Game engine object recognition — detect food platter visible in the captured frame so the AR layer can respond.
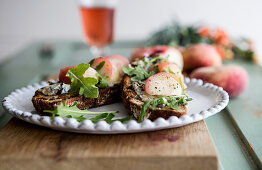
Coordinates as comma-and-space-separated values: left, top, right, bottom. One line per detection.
2, 78, 229, 134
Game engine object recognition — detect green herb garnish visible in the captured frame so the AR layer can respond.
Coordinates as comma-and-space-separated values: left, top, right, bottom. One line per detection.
44, 102, 118, 122
138, 95, 192, 122
138, 100, 152, 123
96, 72, 108, 88
90, 113, 109, 123
95, 61, 105, 71
66, 63, 99, 98
123, 66, 154, 81
122, 56, 166, 81
44, 102, 133, 123
89, 59, 95, 65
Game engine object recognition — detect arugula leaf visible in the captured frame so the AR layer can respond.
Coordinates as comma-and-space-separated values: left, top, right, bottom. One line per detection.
96, 72, 108, 88
105, 113, 116, 123
90, 113, 109, 123
44, 102, 118, 122
123, 56, 165, 82
95, 61, 105, 71
89, 59, 95, 65
138, 95, 193, 123
113, 115, 133, 123
123, 66, 155, 82
66, 63, 99, 98
45, 102, 133, 124
144, 56, 166, 68
138, 100, 152, 123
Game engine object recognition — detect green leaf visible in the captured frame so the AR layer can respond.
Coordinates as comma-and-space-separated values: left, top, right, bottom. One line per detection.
90, 113, 109, 123
44, 102, 118, 122
114, 115, 133, 123
95, 61, 105, 71
123, 66, 155, 82
151, 99, 158, 110
66, 63, 99, 98
138, 100, 152, 123
44, 102, 134, 124
105, 113, 116, 124
89, 59, 95, 65
96, 72, 108, 88
138, 95, 193, 122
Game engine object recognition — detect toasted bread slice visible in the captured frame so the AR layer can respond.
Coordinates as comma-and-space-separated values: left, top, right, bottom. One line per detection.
121, 75, 187, 121
32, 84, 120, 114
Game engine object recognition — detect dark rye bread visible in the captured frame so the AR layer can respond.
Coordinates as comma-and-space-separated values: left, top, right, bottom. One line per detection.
121, 75, 187, 121
32, 84, 120, 114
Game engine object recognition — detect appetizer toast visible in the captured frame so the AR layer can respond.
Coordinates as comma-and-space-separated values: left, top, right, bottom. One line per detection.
121, 46, 191, 122
32, 84, 120, 113
121, 75, 187, 121
32, 55, 129, 113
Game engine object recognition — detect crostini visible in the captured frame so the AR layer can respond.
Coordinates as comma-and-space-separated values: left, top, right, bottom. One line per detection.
121, 50, 191, 122
32, 55, 129, 114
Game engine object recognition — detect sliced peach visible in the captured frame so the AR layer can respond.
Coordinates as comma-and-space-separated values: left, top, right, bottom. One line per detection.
158, 61, 182, 77
83, 67, 98, 79
145, 72, 182, 96
90, 57, 113, 77
106, 55, 129, 76
59, 65, 76, 84
90, 57, 120, 84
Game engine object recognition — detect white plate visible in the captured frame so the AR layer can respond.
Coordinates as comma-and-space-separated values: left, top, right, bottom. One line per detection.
2, 78, 229, 134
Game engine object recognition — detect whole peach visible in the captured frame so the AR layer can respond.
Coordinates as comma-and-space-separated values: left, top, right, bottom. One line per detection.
183, 44, 222, 72
190, 65, 249, 98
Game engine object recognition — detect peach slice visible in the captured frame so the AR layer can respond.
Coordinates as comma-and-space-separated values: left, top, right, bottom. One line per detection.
145, 72, 182, 96
59, 65, 76, 84
83, 67, 99, 79
157, 61, 184, 82
90, 57, 120, 84
106, 55, 129, 76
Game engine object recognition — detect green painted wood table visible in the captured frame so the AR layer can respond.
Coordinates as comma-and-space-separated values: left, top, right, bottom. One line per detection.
0, 40, 261, 170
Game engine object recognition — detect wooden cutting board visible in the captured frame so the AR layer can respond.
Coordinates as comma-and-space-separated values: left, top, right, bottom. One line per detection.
0, 118, 217, 170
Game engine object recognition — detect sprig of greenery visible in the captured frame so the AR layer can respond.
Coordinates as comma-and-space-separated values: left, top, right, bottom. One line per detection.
66, 63, 99, 98
138, 95, 192, 122
146, 21, 206, 47
123, 66, 155, 81
94, 61, 105, 71
96, 72, 108, 88
44, 102, 133, 123
44, 102, 117, 121
123, 56, 166, 82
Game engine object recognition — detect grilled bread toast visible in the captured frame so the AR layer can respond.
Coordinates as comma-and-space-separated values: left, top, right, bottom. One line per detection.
32, 83, 120, 114
121, 75, 187, 121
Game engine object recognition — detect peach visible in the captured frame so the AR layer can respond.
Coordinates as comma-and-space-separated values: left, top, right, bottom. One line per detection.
157, 61, 182, 78
131, 46, 184, 69
183, 44, 222, 72
190, 65, 249, 98
106, 55, 129, 76
90, 57, 120, 84
59, 65, 76, 84
83, 67, 99, 79
145, 72, 182, 96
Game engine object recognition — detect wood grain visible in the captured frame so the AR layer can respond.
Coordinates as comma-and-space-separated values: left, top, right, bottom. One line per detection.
0, 118, 217, 170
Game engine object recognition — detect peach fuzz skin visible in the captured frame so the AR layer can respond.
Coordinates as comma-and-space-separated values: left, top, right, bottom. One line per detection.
190, 65, 249, 98
183, 44, 222, 72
